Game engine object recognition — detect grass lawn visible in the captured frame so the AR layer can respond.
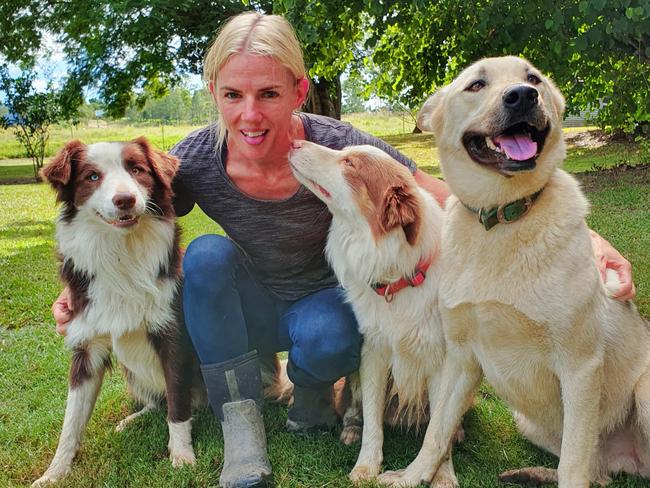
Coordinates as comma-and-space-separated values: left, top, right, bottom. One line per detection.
0, 123, 648, 487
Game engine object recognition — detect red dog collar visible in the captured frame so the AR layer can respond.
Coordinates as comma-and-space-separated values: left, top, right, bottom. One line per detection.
372, 258, 431, 302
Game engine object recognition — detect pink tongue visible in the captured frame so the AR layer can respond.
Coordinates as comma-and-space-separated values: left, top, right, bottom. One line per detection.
493, 134, 537, 161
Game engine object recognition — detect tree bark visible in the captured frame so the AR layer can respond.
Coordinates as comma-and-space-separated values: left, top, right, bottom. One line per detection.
304, 75, 341, 120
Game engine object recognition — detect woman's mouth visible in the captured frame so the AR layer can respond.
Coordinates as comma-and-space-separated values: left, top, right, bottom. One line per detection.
241, 129, 269, 145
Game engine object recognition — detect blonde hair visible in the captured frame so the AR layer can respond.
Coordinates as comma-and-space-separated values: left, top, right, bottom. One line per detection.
204, 12, 307, 148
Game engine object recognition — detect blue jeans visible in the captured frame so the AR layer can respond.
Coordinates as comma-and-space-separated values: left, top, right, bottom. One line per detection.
182, 234, 361, 387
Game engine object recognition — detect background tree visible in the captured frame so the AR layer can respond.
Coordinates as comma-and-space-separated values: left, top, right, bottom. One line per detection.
367, 0, 650, 134
1, 1, 647, 132
341, 73, 367, 114
0, 66, 72, 180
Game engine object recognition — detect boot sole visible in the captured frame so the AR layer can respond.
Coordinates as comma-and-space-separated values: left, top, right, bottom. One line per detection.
222, 472, 273, 488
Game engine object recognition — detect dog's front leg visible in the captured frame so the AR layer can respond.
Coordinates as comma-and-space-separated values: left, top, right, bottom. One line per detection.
556, 354, 603, 488
150, 324, 197, 468
349, 342, 390, 483
33, 339, 111, 487
379, 341, 481, 487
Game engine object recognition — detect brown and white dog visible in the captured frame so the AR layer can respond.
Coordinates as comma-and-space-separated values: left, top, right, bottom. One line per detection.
33, 138, 203, 486
412, 56, 650, 487
289, 141, 458, 487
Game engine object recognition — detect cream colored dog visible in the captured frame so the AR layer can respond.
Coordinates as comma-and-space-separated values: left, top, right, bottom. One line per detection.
405, 56, 650, 488
289, 141, 457, 487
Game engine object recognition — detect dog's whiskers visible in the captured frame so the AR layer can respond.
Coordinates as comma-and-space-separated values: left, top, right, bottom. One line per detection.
145, 200, 165, 218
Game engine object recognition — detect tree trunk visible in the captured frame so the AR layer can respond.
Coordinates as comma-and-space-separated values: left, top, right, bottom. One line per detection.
304, 75, 341, 120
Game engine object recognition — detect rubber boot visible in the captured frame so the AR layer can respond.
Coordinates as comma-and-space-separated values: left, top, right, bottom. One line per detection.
201, 350, 272, 488
285, 361, 337, 433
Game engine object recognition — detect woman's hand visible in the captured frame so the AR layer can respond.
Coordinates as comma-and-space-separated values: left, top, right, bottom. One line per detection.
590, 230, 636, 301
52, 287, 73, 336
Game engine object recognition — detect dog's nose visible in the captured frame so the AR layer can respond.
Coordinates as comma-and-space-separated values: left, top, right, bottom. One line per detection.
503, 85, 538, 113
291, 140, 303, 149
113, 192, 136, 210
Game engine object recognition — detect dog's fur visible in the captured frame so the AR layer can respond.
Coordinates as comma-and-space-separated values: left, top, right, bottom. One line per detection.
289, 141, 458, 487
411, 56, 650, 487
33, 138, 204, 486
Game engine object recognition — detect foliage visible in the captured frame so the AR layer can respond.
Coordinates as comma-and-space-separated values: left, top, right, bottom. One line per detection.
0, 66, 72, 180
0, 0, 259, 118
341, 73, 367, 114
367, 0, 650, 134
1, 1, 647, 131
124, 86, 216, 125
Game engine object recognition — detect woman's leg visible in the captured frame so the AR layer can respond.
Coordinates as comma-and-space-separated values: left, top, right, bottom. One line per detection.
182, 234, 276, 488
279, 286, 362, 431
182, 234, 279, 363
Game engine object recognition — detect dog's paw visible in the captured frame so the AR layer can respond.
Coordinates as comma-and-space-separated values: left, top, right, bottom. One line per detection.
378, 468, 430, 487
32, 476, 56, 488
431, 470, 459, 488
349, 464, 379, 483
169, 448, 196, 468
115, 404, 156, 432
32, 469, 67, 488
340, 424, 362, 445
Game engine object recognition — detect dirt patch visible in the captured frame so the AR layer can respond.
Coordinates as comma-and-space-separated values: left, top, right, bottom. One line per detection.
574, 163, 650, 192
564, 129, 611, 149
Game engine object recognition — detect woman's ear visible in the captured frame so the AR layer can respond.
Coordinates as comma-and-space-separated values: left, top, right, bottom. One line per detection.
208, 80, 218, 104
295, 77, 309, 108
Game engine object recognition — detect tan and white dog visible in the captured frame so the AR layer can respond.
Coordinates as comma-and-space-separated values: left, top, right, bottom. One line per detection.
410, 56, 650, 487
289, 141, 458, 487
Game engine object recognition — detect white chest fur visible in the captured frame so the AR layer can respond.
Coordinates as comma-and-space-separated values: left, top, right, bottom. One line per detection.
60, 215, 178, 349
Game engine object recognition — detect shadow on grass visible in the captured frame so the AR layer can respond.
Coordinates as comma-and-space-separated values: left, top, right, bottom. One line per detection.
0, 219, 55, 241
0, 164, 39, 184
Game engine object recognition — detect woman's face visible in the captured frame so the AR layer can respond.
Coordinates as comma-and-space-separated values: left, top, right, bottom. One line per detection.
211, 53, 307, 163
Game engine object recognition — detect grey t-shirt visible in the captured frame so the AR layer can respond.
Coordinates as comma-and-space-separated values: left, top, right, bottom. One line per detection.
170, 112, 416, 301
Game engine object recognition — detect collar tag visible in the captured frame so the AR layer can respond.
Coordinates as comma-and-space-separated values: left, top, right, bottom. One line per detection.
466, 188, 544, 231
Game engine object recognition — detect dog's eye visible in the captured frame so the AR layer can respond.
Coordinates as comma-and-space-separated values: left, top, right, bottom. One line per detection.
342, 157, 354, 167
88, 173, 100, 181
131, 167, 141, 175
466, 80, 485, 92
527, 73, 542, 85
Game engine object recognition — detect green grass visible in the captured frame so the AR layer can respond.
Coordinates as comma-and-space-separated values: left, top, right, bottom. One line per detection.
0, 112, 405, 161
1, 123, 649, 487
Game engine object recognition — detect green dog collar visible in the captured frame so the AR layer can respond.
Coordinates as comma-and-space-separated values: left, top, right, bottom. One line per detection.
463, 188, 544, 231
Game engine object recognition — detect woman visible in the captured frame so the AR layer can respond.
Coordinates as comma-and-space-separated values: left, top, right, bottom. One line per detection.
53, 11, 635, 488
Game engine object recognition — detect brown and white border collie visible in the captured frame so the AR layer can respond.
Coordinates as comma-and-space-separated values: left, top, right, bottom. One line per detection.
289, 141, 459, 488
33, 138, 202, 487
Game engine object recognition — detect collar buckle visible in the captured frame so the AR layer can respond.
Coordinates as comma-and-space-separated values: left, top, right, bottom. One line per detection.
496, 195, 533, 224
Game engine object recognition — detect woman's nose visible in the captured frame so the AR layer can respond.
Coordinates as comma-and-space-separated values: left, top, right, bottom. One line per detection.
241, 97, 263, 122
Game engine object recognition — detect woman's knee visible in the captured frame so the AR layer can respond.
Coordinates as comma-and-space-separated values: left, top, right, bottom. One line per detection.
288, 293, 362, 383
183, 234, 240, 288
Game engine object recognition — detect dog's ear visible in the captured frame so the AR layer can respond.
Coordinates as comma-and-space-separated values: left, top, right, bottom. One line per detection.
380, 185, 421, 245
417, 87, 448, 133
41, 140, 86, 198
132, 136, 179, 191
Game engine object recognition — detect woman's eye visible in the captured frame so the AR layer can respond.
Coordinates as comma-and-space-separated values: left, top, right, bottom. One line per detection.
88, 173, 100, 181
527, 73, 542, 85
224, 92, 241, 99
466, 80, 485, 92
262, 90, 279, 98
